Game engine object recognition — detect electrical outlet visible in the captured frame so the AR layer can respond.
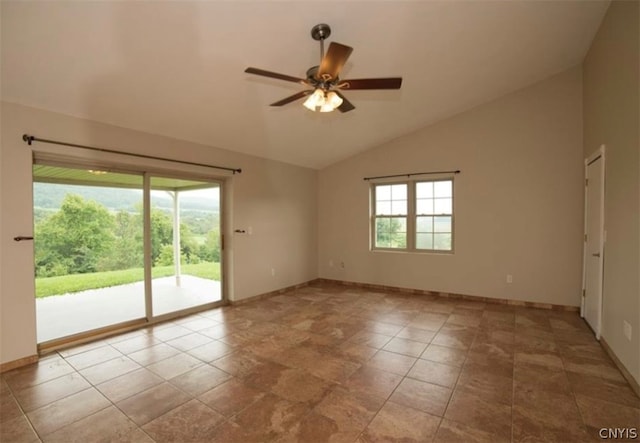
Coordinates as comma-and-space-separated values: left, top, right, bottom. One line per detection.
329, 260, 334, 267
271, 268, 275, 277
340, 261, 345, 269
623, 321, 632, 341
248, 226, 253, 235
506, 274, 513, 284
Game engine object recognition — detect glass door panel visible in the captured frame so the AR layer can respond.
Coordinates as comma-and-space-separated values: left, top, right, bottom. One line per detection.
33, 165, 145, 343
150, 176, 222, 316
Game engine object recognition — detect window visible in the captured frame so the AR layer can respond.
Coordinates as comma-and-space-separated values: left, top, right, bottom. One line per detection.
372, 178, 454, 252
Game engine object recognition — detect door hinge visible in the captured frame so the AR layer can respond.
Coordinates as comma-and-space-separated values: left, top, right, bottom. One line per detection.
221, 234, 224, 251
582, 289, 586, 298
585, 178, 589, 186
584, 234, 587, 242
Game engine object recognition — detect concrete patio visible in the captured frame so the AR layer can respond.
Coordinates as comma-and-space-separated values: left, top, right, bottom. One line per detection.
36, 275, 222, 343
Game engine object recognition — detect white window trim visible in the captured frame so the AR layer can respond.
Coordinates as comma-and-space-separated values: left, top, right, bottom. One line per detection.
370, 177, 455, 254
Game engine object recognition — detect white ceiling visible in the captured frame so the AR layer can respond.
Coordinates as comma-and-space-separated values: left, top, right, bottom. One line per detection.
1, 1, 609, 170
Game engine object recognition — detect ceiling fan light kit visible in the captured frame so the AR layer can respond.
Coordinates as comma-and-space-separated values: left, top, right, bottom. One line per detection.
245, 24, 402, 113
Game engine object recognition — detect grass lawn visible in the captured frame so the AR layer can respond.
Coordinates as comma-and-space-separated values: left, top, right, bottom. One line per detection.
35, 262, 220, 298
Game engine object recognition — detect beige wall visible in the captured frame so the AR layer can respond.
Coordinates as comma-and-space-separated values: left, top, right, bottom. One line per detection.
0, 101, 318, 365
318, 66, 584, 307
583, 0, 640, 385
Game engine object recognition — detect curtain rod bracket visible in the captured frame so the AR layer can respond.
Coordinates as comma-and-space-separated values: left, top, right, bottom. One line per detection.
23, 134, 34, 145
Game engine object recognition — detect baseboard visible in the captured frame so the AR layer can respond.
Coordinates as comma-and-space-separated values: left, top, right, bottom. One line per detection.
600, 336, 640, 397
316, 278, 580, 312
0, 354, 39, 373
229, 281, 314, 306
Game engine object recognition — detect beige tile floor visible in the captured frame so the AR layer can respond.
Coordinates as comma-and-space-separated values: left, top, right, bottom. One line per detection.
1, 282, 639, 442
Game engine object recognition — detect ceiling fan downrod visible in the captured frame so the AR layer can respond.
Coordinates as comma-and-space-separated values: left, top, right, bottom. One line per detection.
310, 23, 331, 67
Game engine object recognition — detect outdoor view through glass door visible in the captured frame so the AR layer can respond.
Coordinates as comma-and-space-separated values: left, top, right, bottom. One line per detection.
33, 165, 146, 343
33, 165, 223, 344
150, 176, 222, 316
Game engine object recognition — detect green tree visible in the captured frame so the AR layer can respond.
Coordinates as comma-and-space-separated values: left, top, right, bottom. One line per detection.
99, 210, 143, 271
198, 229, 221, 263
35, 194, 115, 276
149, 207, 174, 265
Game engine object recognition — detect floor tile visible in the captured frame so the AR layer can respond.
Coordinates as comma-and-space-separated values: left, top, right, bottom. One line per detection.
187, 340, 233, 362
360, 401, 440, 442
343, 366, 403, 400
165, 332, 213, 352
434, 418, 509, 443
3, 355, 75, 392
566, 370, 640, 408
146, 353, 203, 380
314, 386, 384, 432
575, 394, 640, 440
41, 405, 137, 442
444, 388, 511, 440
27, 388, 110, 436
0, 392, 23, 422
169, 364, 231, 396
127, 343, 181, 366
14, 372, 90, 412
199, 378, 265, 417
230, 393, 309, 441
110, 334, 162, 355
408, 359, 461, 388
142, 399, 225, 442
421, 344, 467, 367
367, 350, 417, 376
389, 377, 452, 417
116, 382, 191, 426
96, 367, 164, 403
0, 415, 39, 443
64, 346, 123, 371
395, 326, 437, 343
383, 337, 428, 357
79, 356, 141, 385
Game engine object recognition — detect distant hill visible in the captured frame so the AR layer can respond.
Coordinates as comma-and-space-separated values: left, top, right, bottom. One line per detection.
33, 183, 220, 213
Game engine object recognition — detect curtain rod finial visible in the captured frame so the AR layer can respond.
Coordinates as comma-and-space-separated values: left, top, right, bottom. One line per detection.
22, 134, 34, 145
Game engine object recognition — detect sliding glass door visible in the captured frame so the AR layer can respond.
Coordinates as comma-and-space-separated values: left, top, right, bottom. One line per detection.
33, 164, 224, 344
149, 176, 223, 316
33, 165, 146, 343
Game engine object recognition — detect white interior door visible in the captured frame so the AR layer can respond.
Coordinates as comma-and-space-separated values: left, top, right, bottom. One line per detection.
583, 150, 605, 337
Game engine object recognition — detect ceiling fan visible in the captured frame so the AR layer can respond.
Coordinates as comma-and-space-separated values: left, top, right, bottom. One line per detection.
244, 23, 402, 113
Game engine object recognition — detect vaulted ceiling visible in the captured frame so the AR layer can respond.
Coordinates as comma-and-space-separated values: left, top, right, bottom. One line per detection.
1, 1, 609, 169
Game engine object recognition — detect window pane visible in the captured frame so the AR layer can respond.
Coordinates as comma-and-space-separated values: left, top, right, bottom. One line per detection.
376, 201, 391, 215
416, 233, 433, 249
416, 216, 433, 233
434, 233, 452, 250
434, 216, 451, 233
391, 184, 407, 200
416, 182, 433, 199
416, 198, 433, 215
434, 180, 452, 198
376, 185, 391, 201
391, 200, 407, 215
434, 198, 452, 214
375, 217, 406, 249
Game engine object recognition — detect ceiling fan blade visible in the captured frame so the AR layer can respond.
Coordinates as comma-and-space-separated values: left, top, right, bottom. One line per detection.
338, 77, 403, 90
270, 90, 313, 106
318, 42, 353, 81
245, 67, 308, 85
334, 91, 355, 113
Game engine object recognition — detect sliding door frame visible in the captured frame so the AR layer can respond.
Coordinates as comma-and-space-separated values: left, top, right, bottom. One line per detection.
34, 158, 229, 354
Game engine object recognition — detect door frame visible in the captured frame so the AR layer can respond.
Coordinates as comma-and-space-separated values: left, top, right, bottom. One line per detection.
32, 157, 229, 351
581, 144, 606, 339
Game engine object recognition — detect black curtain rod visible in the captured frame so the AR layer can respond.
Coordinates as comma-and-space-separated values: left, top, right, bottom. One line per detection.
363, 170, 460, 181
22, 134, 242, 174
